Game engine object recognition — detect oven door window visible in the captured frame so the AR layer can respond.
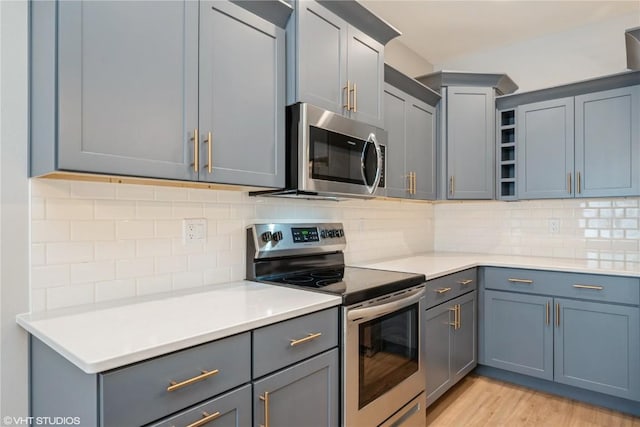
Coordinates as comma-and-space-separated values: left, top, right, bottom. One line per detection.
309, 125, 367, 185
358, 304, 419, 409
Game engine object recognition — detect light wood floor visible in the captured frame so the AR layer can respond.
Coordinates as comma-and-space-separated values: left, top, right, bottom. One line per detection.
426, 374, 640, 427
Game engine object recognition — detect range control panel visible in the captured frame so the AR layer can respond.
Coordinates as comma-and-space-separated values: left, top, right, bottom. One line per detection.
249, 222, 347, 258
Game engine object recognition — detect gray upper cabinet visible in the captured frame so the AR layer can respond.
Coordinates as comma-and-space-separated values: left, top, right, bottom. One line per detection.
199, 1, 285, 187
445, 86, 495, 199
32, 1, 199, 180
497, 72, 640, 200
575, 85, 640, 197
288, 0, 399, 128
31, 0, 287, 189
517, 97, 574, 199
383, 82, 437, 200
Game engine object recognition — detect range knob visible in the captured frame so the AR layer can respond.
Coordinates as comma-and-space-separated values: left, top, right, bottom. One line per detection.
320, 229, 328, 239
261, 231, 273, 243
272, 231, 284, 242
328, 230, 336, 238
336, 229, 344, 238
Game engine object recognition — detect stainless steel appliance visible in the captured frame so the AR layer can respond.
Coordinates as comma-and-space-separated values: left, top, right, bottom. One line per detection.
250, 103, 386, 200
246, 222, 426, 426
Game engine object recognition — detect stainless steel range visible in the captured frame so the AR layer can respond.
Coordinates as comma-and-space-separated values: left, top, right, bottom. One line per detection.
246, 222, 427, 427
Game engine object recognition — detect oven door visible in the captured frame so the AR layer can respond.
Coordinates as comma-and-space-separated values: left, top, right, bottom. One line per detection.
299, 103, 385, 197
343, 286, 425, 427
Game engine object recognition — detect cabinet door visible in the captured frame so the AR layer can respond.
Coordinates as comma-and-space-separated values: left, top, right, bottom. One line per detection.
575, 85, 640, 197
253, 349, 339, 427
406, 99, 437, 200
446, 86, 494, 199
517, 97, 574, 199
199, 1, 285, 187
56, 1, 198, 180
484, 290, 553, 380
452, 291, 477, 382
347, 26, 384, 127
554, 298, 640, 400
295, 1, 348, 115
383, 85, 409, 198
424, 301, 454, 406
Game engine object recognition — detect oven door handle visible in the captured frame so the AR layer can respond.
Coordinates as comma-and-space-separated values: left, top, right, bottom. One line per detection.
347, 287, 424, 322
360, 133, 382, 195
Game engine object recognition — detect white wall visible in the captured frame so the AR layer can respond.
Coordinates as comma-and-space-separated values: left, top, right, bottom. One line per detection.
434, 12, 640, 92
0, 0, 30, 419
30, 179, 434, 312
384, 39, 434, 77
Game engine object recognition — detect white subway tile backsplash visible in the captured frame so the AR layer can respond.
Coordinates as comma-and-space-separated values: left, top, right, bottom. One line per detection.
32, 220, 70, 243
32, 179, 70, 198
172, 271, 204, 290
204, 267, 232, 285
71, 221, 115, 241
46, 283, 95, 310
31, 289, 47, 313
154, 187, 188, 202
155, 220, 182, 238
136, 239, 172, 257
70, 181, 115, 199
136, 275, 173, 296
116, 220, 155, 240
31, 197, 45, 220
116, 257, 154, 279
116, 184, 155, 201
95, 279, 136, 302
32, 265, 70, 288
136, 201, 172, 219
95, 200, 137, 219
32, 244, 46, 266
70, 261, 115, 284
154, 255, 188, 274
46, 242, 93, 264
47, 198, 93, 220
95, 240, 136, 261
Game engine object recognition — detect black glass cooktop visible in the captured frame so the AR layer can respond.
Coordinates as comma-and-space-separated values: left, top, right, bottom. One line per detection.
263, 266, 425, 305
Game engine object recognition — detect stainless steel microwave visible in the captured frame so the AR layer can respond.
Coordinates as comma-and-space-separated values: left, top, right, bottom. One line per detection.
252, 103, 386, 200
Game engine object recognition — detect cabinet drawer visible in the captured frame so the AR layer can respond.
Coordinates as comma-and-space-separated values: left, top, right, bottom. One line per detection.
100, 332, 250, 427
425, 268, 477, 309
253, 308, 339, 378
149, 384, 251, 427
483, 267, 640, 305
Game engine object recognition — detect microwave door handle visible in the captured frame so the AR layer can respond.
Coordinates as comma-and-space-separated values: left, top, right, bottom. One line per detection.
347, 287, 423, 322
360, 133, 383, 194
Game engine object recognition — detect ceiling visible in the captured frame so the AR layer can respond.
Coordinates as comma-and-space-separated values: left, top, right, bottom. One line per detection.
360, 1, 640, 65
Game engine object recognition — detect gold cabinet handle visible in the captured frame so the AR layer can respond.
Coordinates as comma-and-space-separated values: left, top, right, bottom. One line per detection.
456, 304, 461, 329
205, 131, 212, 174
186, 411, 221, 427
406, 173, 412, 194
568, 173, 572, 194
577, 172, 582, 194
435, 287, 451, 294
412, 172, 417, 194
556, 303, 560, 327
546, 301, 550, 325
573, 284, 604, 290
448, 305, 458, 329
260, 391, 270, 427
508, 278, 533, 284
351, 82, 357, 113
167, 369, 219, 392
457, 279, 473, 285
290, 332, 322, 347
191, 129, 199, 172
449, 176, 455, 196
343, 81, 351, 111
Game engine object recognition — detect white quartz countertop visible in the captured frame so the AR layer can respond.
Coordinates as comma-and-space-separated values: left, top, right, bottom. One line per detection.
359, 252, 640, 279
17, 281, 341, 374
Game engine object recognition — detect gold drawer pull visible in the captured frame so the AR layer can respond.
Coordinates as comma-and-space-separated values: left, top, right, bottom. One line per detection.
435, 287, 452, 294
167, 369, 219, 392
260, 391, 270, 427
556, 303, 560, 327
186, 411, 221, 427
508, 278, 533, 284
457, 279, 473, 285
573, 284, 604, 291
290, 332, 322, 347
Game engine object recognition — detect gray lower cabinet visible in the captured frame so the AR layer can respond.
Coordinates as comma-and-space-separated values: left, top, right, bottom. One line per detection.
29, 307, 340, 427
31, 0, 286, 188
513, 84, 640, 199
438, 86, 495, 199
424, 269, 478, 406
288, 0, 391, 128
482, 268, 640, 401
383, 83, 437, 200
253, 349, 339, 427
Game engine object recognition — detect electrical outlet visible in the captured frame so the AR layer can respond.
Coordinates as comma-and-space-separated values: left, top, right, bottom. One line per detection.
549, 218, 560, 234
183, 218, 207, 244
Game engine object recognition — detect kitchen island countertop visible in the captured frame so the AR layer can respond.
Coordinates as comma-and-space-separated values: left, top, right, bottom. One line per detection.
17, 281, 341, 374
359, 252, 640, 279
